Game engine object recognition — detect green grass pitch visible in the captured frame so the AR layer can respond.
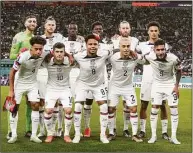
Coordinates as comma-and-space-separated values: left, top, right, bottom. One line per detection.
1, 86, 192, 152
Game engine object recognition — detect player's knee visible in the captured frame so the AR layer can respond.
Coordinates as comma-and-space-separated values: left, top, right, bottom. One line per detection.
45, 108, 54, 114
74, 102, 83, 112
108, 107, 115, 114
40, 99, 45, 107
130, 106, 137, 113
140, 101, 148, 110
86, 99, 93, 105
170, 106, 178, 116
31, 102, 40, 111
152, 105, 160, 109
100, 103, 108, 113
151, 107, 159, 115
65, 108, 72, 115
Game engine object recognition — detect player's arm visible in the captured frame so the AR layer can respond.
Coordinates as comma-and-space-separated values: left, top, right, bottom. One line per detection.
173, 57, 182, 97
9, 34, 22, 60
65, 51, 74, 65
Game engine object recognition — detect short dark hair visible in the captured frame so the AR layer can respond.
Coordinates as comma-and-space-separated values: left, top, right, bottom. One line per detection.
147, 21, 160, 30
29, 36, 46, 46
85, 34, 100, 43
45, 16, 56, 24
154, 39, 165, 47
68, 21, 77, 28
25, 15, 37, 22
53, 42, 65, 50
91, 21, 103, 30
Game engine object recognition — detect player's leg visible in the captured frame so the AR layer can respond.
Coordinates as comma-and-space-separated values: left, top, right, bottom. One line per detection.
168, 92, 180, 144
138, 82, 151, 138
122, 100, 131, 138
6, 111, 12, 140
25, 95, 32, 137
72, 83, 87, 143
148, 92, 162, 144
160, 100, 169, 140
94, 84, 109, 143
83, 92, 93, 137
57, 102, 64, 137
52, 102, 59, 137
7, 88, 23, 143
60, 88, 73, 143
28, 87, 42, 143
37, 99, 46, 137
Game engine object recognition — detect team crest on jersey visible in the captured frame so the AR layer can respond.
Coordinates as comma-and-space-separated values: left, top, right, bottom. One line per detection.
90, 59, 97, 69
158, 63, 165, 68
122, 61, 129, 70
48, 38, 54, 45
57, 67, 62, 72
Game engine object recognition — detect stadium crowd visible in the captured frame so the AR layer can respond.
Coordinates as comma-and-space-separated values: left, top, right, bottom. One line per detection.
1, 2, 192, 76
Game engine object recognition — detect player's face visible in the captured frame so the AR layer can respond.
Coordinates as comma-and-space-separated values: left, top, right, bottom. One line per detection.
45, 20, 56, 34
25, 18, 37, 31
31, 44, 44, 59
86, 39, 99, 54
93, 25, 103, 36
68, 24, 78, 37
120, 40, 131, 56
119, 23, 131, 37
54, 48, 65, 61
148, 26, 160, 40
154, 45, 166, 59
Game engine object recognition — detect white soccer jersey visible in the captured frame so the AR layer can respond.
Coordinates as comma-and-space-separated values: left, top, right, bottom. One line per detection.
144, 52, 180, 85
63, 40, 84, 55
42, 57, 72, 90
112, 36, 139, 51
74, 49, 111, 87
13, 50, 47, 84
136, 41, 170, 83
110, 52, 143, 87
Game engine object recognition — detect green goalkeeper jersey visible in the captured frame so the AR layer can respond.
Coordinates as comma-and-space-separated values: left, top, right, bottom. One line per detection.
9, 31, 33, 60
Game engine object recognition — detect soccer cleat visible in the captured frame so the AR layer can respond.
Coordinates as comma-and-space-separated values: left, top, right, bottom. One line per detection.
170, 137, 181, 145
148, 136, 157, 144
56, 128, 63, 137
24, 131, 32, 137
64, 135, 72, 143
100, 135, 109, 143
107, 134, 115, 141
7, 136, 17, 143
30, 136, 42, 143
72, 135, 81, 143
123, 130, 131, 138
6, 132, 12, 140
132, 135, 143, 142
37, 131, 46, 138
45, 136, 54, 143
138, 131, 145, 138
162, 132, 170, 140
84, 128, 91, 137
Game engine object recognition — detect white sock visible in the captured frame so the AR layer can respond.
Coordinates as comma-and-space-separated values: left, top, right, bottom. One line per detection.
114, 108, 117, 129
84, 104, 92, 129
161, 119, 168, 134
58, 104, 63, 130
39, 106, 45, 134
150, 108, 159, 138
10, 112, 18, 137
64, 114, 73, 136
74, 103, 82, 136
130, 112, 138, 136
100, 104, 108, 136
44, 113, 53, 136
31, 111, 40, 137
123, 108, 130, 131
170, 107, 179, 139
108, 113, 115, 135
52, 107, 59, 133
140, 119, 146, 133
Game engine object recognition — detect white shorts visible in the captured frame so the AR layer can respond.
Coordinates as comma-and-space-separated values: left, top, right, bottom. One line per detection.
45, 87, 72, 109
151, 83, 178, 106
75, 82, 107, 102
140, 82, 152, 101
86, 81, 108, 100
37, 73, 48, 99
14, 83, 40, 104
108, 84, 137, 107
69, 68, 80, 97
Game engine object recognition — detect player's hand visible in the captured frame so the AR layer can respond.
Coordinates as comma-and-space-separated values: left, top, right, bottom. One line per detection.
68, 55, 74, 66
8, 90, 15, 101
172, 85, 180, 98
20, 47, 28, 53
130, 50, 138, 59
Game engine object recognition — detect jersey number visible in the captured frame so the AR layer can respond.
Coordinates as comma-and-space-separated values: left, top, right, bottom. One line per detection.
100, 89, 106, 95
124, 70, 128, 76
92, 69, 96, 75
159, 70, 164, 76
57, 75, 63, 80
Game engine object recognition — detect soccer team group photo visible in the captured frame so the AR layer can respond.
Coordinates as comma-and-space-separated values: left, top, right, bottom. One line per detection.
1, 1, 192, 152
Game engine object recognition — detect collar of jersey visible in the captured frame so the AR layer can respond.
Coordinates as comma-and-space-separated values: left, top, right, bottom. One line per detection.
50, 57, 68, 66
